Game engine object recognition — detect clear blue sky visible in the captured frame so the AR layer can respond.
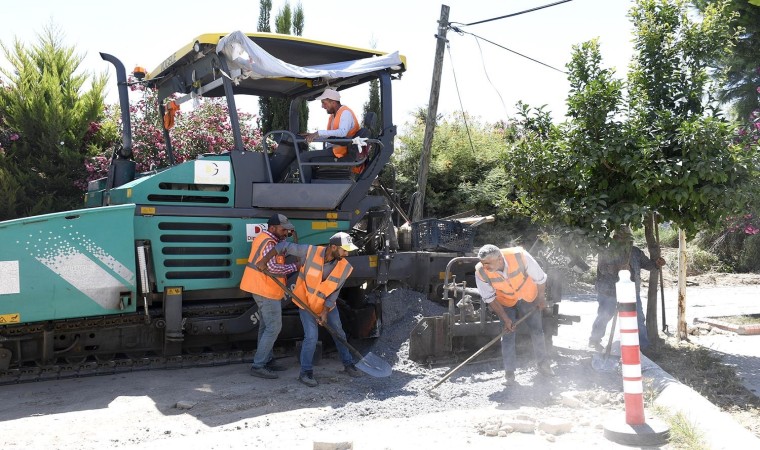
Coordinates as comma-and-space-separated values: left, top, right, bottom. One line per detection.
1, 0, 634, 129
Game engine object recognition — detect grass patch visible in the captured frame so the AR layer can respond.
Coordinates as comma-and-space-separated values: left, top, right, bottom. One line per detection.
650, 405, 707, 450
646, 337, 760, 438
718, 314, 760, 326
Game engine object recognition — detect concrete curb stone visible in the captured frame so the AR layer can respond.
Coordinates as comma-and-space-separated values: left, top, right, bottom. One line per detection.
693, 316, 760, 336
640, 352, 760, 448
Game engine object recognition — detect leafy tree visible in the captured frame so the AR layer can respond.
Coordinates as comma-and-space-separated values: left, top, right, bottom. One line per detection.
0, 26, 107, 219
694, 0, 760, 122
505, 0, 756, 344
392, 112, 511, 220
505, 39, 630, 246
627, 0, 751, 239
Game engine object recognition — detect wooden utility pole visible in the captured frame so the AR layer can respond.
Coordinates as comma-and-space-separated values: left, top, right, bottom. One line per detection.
412, 4, 450, 222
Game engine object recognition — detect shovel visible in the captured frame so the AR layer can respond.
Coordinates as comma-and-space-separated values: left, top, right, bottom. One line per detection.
265, 273, 392, 378
591, 311, 620, 372
427, 307, 538, 392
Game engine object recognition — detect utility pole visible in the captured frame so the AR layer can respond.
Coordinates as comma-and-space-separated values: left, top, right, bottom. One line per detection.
412, 4, 450, 222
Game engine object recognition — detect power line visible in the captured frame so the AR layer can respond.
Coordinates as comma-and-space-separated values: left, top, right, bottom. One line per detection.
471, 35, 510, 119
445, 44, 476, 155
453, 0, 574, 27
450, 27, 567, 74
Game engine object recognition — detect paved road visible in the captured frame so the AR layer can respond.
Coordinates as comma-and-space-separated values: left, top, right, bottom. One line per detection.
662, 284, 760, 397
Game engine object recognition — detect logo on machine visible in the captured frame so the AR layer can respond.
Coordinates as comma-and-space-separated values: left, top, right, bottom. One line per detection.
245, 223, 269, 242
194, 160, 231, 185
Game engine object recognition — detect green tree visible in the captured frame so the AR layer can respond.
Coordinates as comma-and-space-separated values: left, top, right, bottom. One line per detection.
694, 0, 760, 121
257, 0, 272, 32
362, 79, 381, 135
0, 26, 107, 219
393, 112, 510, 219
505, 39, 629, 244
362, 39, 382, 136
505, 0, 756, 344
258, 1, 308, 134
628, 0, 755, 340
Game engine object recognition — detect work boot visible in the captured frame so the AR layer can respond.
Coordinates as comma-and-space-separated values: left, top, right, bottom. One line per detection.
344, 363, 362, 378
503, 371, 516, 386
537, 361, 556, 377
588, 339, 604, 352
250, 366, 278, 379
265, 360, 287, 372
299, 370, 318, 387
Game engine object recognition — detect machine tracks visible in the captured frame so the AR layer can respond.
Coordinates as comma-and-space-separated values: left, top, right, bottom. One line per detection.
0, 349, 255, 386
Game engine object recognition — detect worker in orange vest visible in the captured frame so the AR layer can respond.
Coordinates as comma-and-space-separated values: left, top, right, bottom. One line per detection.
257, 231, 362, 387
302, 88, 361, 160
474, 244, 555, 386
240, 214, 300, 379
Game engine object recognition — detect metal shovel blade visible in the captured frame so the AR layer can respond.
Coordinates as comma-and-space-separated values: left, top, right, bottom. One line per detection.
591, 351, 620, 372
355, 351, 392, 377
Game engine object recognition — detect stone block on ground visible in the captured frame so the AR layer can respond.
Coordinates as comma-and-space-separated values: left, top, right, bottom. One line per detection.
313, 442, 353, 450
537, 418, 573, 435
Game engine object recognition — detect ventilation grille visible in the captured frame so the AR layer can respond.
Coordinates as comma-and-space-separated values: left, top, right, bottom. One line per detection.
147, 183, 230, 204
159, 221, 234, 280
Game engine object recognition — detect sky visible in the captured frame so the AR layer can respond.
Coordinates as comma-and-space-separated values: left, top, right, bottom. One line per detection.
0, 0, 635, 130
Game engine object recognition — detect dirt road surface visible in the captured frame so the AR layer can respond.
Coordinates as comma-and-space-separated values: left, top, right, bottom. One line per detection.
0, 282, 756, 449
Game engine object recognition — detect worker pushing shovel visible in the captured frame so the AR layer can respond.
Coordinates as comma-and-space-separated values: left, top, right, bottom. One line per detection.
428, 307, 538, 392
256, 231, 391, 385
440, 244, 558, 389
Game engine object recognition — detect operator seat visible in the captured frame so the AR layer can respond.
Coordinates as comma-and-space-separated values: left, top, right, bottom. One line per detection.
310, 112, 377, 182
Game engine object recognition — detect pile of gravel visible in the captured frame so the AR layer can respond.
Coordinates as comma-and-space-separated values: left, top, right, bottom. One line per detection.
311, 287, 624, 429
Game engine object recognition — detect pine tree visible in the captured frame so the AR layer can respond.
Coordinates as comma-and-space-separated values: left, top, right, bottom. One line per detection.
362, 38, 382, 136
258, 1, 308, 134
0, 25, 107, 219
363, 80, 382, 136
257, 0, 274, 133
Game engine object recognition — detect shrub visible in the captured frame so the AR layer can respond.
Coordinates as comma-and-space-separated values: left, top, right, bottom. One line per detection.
737, 234, 760, 272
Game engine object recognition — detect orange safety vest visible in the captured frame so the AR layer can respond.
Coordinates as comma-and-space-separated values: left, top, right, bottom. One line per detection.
327, 105, 360, 158
240, 232, 287, 300
475, 247, 538, 307
292, 245, 353, 314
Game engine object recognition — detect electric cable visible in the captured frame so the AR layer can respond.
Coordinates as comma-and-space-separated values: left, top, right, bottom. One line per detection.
445, 43, 476, 155
450, 26, 567, 74
470, 33, 510, 119
451, 0, 573, 27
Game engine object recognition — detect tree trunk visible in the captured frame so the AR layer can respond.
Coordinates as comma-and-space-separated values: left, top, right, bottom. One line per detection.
643, 212, 661, 347
677, 228, 689, 341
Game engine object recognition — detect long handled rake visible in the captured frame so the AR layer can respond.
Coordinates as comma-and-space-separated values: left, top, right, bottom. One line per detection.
427, 307, 538, 391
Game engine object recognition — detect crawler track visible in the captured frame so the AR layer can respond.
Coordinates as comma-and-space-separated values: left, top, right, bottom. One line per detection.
0, 350, 255, 386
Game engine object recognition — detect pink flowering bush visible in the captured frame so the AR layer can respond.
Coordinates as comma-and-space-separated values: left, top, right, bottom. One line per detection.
85, 81, 264, 182
725, 214, 760, 235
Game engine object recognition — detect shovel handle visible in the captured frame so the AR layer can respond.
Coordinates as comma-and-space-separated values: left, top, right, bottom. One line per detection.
264, 271, 365, 363
428, 307, 538, 391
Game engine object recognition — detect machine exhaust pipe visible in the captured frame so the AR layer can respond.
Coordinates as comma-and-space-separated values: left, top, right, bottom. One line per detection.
99, 53, 132, 158
99, 53, 136, 193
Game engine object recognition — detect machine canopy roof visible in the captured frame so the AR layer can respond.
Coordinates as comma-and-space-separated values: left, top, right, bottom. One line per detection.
218, 30, 403, 81
148, 31, 406, 100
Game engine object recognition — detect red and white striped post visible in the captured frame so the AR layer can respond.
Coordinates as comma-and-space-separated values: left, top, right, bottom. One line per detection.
615, 269, 645, 425
604, 270, 669, 446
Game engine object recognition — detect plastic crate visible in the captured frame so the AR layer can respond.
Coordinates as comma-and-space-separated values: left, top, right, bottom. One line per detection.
411, 219, 475, 252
